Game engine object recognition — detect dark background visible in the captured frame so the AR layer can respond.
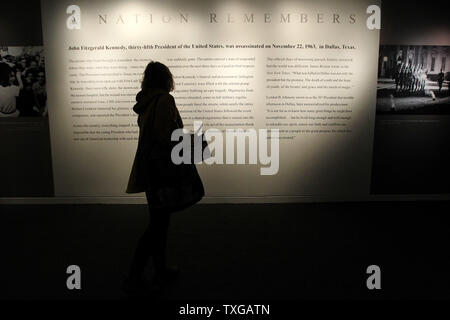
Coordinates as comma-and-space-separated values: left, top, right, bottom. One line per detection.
371, 0, 450, 194
0, 1, 42, 46
1, 0, 450, 302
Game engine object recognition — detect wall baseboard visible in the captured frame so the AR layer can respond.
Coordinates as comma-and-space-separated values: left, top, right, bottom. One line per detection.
1, 194, 449, 205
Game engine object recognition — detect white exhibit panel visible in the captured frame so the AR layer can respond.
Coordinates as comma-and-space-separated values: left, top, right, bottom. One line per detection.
40, 0, 380, 201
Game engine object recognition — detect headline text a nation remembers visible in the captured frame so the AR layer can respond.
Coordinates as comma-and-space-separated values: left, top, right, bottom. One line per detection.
96, 12, 357, 25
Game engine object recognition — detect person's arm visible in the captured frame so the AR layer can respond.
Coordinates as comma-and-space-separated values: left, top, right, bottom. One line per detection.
16, 71, 23, 90
41, 105, 48, 117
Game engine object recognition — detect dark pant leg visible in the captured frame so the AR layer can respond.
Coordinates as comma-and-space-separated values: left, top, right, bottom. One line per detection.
151, 208, 171, 274
129, 191, 171, 279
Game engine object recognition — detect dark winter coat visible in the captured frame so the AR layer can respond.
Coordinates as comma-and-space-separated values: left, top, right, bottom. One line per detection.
126, 88, 204, 213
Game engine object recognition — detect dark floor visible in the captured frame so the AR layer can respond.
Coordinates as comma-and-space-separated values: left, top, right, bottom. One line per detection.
1, 201, 450, 300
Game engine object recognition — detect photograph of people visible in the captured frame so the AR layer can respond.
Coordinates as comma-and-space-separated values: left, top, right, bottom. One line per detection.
0, 46, 47, 117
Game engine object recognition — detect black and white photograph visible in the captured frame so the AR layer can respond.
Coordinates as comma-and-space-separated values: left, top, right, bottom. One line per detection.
371, 44, 450, 194
0, 46, 53, 197
376, 45, 450, 114
0, 46, 47, 117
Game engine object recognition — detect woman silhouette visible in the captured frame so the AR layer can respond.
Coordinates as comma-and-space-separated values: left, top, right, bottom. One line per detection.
125, 61, 204, 293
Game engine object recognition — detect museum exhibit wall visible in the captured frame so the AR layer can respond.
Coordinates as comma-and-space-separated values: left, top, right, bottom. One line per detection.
0, 1, 54, 197
1, 0, 449, 203
370, 2, 450, 195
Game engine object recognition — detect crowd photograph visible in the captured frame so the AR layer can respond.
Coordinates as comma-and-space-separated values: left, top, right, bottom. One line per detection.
0, 46, 47, 117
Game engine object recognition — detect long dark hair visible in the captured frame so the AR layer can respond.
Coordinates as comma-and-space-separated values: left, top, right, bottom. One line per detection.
0, 63, 11, 87
141, 61, 174, 92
